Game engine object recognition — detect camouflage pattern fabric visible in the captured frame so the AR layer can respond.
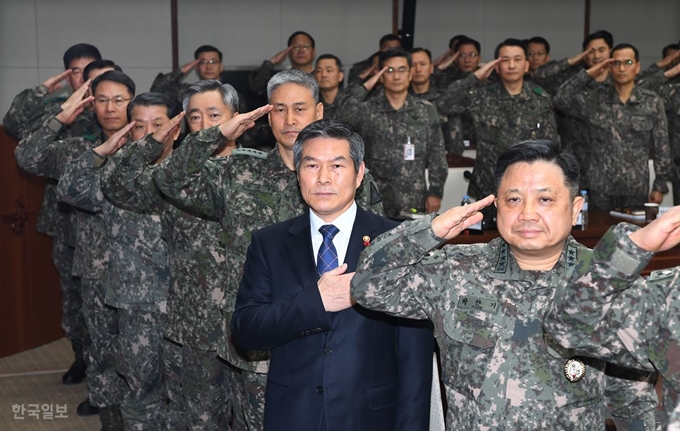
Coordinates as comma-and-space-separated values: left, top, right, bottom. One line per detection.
544, 222, 680, 430
440, 73, 558, 199
412, 85, 465, 156
350, 215, 659, 430
181, 346, 231, 431
337, 86, 448, 217
80, 276, 126, 408
554, 70, 672, 210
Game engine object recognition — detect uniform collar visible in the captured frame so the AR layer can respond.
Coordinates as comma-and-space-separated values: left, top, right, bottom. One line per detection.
488, 236, 580, 289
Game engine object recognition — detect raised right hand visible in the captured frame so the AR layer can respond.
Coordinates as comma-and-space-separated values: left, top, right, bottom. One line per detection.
55, 79, 93, 125
180, 59, 201, 75
431, 194, 495, 240
42, 70, 73, 93
270, 46, 294, 65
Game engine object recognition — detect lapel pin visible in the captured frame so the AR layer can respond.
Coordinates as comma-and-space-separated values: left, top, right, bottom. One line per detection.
362, 236, 371, 247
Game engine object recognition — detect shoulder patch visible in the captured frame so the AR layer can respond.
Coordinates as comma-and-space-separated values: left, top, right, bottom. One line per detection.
83, 134, 97, 142
649, 269, 675, 282
231, 147, 267, 159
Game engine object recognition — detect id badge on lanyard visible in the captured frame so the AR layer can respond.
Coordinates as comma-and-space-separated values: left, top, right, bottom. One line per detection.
404, 136, 415, 161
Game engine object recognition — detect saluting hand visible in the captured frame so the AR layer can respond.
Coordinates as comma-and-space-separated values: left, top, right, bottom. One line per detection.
42, 69, 74, 93
55, 79, 93, 125
586, 58, 614, 78
151, 111, 186, 144
219, 105, 272, 141
93, 121, 136, 157
629, 205, 680, 252
180, 59, 201, 75
270, 46, 294, 65
474, 59, 500, 81
431, 194, 495, 240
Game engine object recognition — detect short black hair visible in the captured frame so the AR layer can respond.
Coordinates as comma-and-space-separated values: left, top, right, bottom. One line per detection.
62, 43, 102, 70
494, 38, 528, 59
410, 47, 432, 62
83, 60, 122, 81
449, 34, 468, 51
126, 92, 180, 122
91, 70, 136, 98
287, 31, 315, 48
456, 37, 481, 54
494, 140, 580, 198
611, 43, 639, 62
527, 36, 551, 54
583, 30, 614, 51
293, 119, 364, 174
662, 43, 680, 58
194, 45, 223, 62
315, 54, 342, 70
378, 48, 412, 69
379, 34, 402, 49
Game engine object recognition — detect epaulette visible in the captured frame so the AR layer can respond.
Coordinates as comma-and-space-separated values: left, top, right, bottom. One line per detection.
231, 147, 267, 159
83, 134, 97, 142
532, 86, 544, 95
43, 96, 67, 105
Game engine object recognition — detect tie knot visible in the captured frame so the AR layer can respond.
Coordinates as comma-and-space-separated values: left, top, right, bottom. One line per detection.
319, 224, 339, 241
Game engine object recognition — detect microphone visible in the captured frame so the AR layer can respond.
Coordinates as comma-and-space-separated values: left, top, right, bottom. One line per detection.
463, 170, 487, 198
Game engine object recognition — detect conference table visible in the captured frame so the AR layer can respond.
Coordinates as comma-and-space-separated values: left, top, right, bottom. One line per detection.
448, 210, 680, 275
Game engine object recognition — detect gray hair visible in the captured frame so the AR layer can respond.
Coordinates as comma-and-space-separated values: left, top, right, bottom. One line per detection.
266, 69, 319, 104
182, 79, 239, 112
293, 119, 364, 173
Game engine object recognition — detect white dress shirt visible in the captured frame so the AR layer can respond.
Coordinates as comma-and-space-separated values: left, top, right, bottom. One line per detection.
309, 201, 357, 267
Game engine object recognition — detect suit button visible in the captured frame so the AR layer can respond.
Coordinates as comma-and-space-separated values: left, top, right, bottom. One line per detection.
323, 347, 332, 355
316, 386, 324, 393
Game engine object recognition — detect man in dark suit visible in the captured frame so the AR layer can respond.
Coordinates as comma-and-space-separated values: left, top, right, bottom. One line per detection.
231, 119, 434, 431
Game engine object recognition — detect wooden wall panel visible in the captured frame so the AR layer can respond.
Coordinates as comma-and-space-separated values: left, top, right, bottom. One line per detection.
0, 127, 63, 359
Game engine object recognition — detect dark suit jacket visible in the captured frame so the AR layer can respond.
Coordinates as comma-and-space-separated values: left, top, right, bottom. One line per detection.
231, 206, 433, 431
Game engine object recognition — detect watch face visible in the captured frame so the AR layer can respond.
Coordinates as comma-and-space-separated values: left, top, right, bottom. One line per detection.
564, 358, 586, 383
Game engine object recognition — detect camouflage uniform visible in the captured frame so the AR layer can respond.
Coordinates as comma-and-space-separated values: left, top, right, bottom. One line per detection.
100, 135, 234, 430
544, 222, 680, 429
347, 57, 372, 86
553, 70, 672, 210
350, 214, 659, 430
657, 83, 680, 204
337, 86, 448, 217
440, 73, 558, 199
412, 85, 465, 156
150, 69, 193, 107
6, 88, 97, 347
14, 118, 127, 410
248, 61, 280, 99
97, 155, 184, 431
152, 126, 385, 430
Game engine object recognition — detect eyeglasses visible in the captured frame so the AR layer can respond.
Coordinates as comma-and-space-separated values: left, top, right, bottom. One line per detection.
385, 66, 409, 76
458, 52, 478, 59
611, 59, 636, 68
199, 59, 220, 65
292, 44, 312, 52
528, 51, 546, 57
95, 97, 132, 107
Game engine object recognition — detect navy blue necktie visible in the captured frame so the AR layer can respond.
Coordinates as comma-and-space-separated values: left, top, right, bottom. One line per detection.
317, 224, 340, 277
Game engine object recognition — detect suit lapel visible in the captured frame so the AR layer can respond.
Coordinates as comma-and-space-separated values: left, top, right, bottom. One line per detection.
285, 213, 319, 294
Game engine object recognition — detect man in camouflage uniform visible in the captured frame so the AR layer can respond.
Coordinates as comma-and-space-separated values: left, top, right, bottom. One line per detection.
14, 71, 133, 430
347, 34, 401, 86
338, 48, 448, 218
153, 69, 384, 430
101, 84, 247, 430
409, 47, 464, 156
4, 43, 101, 397
636, 41, 680, 89
351, 140, 660, 430
248, 31, 316, 99
441, 39, 558, 200
543, 206, 680, 430
554, 43, 673, 211
151, 45, 230, 105
313, 54, 350, 120
655, 69, 680, 204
